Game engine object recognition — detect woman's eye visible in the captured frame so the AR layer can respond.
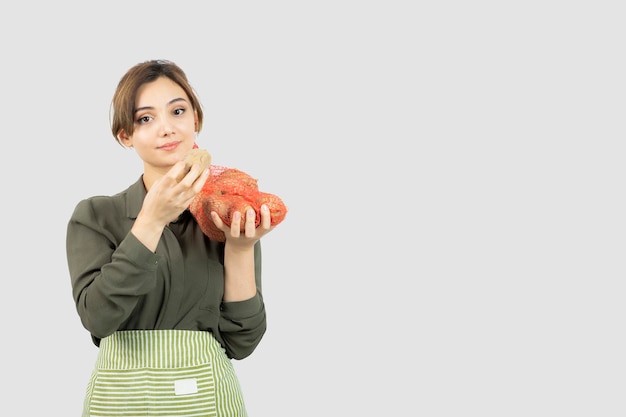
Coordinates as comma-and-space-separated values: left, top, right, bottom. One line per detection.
174, 107, 186, 116
137, 115, 152, 124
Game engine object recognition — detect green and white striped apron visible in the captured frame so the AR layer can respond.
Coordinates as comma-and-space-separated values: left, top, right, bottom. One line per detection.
82, 330, 247, 417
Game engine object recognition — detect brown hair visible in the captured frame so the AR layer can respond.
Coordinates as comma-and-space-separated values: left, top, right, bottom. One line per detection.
110, 59, 204, 145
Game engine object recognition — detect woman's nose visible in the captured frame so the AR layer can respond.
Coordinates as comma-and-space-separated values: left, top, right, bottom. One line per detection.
159, 120, 173, 136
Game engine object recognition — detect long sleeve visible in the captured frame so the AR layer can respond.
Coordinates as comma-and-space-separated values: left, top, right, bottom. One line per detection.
66, 178, 267, 359
219, 244, 266, 359
67, 197, 160, 341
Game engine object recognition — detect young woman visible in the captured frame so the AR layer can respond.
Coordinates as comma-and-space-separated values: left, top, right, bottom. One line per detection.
66, 59, 273, 417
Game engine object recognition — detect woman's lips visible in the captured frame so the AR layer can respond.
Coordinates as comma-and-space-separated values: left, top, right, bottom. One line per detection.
158, 141, 180, 151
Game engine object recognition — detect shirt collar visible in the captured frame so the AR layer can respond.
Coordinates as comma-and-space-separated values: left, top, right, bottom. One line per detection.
125, 176, 147, 220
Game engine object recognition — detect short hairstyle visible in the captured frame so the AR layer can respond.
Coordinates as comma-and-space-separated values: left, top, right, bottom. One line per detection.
110, 59, 204, 145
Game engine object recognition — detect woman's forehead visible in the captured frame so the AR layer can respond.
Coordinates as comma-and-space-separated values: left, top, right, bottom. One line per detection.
135, 77, 188, 108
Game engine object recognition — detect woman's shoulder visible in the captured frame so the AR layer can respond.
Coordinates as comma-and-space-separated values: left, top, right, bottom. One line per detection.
71, 191, 127, 223
71, 177, 144, 221
75, 181, 134, 207
75, 192, 124, 209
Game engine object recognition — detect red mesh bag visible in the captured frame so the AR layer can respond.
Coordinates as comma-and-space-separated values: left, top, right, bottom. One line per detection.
188, 158, 288, 242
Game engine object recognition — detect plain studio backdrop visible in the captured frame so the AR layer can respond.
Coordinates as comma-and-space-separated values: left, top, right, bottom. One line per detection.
0, 1, 624, 416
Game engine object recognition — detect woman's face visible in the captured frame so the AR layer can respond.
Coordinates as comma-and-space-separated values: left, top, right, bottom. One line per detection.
121, 76, 198, 175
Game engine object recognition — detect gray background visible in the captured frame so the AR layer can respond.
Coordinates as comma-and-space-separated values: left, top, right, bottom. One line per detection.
1, 1, 624, 416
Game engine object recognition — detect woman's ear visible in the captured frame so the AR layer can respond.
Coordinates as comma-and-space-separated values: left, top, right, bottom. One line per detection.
118, 130, 132, 147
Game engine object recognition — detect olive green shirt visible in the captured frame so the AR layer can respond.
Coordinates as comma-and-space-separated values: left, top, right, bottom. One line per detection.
66, 176, 266, 360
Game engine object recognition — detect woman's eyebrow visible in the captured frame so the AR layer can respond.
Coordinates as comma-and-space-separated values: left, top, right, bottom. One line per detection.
135, 97, 188, 114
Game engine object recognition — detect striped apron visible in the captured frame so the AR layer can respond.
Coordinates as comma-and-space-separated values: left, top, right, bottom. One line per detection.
82, 330, 247, 417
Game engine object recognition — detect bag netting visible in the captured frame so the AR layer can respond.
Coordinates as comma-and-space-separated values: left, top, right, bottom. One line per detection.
189, 164, 288, 242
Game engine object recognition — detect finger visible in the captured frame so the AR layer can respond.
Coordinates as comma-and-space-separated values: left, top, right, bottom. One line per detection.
210, 211, 225, 229
192, 168, 210, 191
178, 163, 204, 186
244, 209, 256, 237
230, 211, 242, 238
179, 191, 196, 207
260, 204, 271, 230
178, 167, 209, 205
171, 160, 191, 182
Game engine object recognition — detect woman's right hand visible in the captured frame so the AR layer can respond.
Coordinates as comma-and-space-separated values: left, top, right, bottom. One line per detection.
132, 162, 210, 251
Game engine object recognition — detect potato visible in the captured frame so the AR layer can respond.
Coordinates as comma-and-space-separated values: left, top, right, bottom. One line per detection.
177, 148, 212, 181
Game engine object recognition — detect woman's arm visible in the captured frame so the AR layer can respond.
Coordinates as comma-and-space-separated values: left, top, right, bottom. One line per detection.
66, 197, 159, 341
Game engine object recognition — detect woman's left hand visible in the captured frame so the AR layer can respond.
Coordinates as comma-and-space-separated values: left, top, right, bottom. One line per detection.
210, 204, 273, 248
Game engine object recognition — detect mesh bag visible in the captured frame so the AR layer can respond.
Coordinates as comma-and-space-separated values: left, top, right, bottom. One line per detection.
189, 164, 288, 242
